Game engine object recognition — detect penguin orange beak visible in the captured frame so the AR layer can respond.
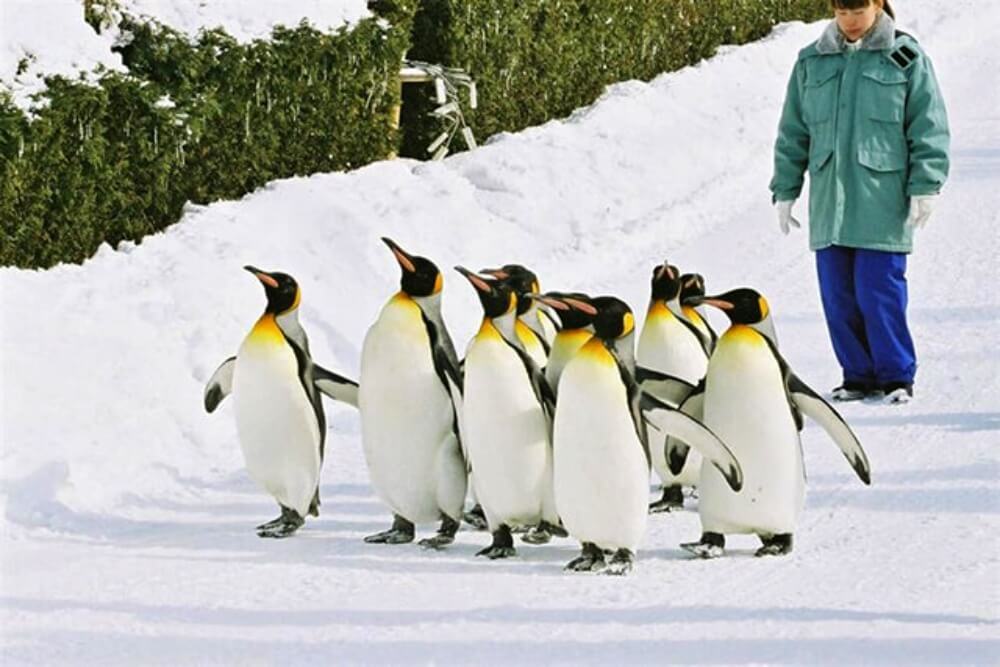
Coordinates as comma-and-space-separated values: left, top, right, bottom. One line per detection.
563, 296, 599, 316
455, 266, 493, 294
479, 267, 510, 280
529, 293, 570, 311
381, 237, 417, 274
698, 295, 734, 311
244, 265, 279, 289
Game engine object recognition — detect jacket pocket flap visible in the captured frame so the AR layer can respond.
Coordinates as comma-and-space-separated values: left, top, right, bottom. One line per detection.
858, 149, 906, 172
861, 68, 908, 85
806, 63, 841, 87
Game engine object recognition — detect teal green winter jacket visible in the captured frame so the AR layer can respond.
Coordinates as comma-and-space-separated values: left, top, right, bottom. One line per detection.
770, 13, 950, 253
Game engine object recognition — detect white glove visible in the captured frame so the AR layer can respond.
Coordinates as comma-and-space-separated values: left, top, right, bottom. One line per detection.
905, 194, 936, 229
775, 199, 801, 235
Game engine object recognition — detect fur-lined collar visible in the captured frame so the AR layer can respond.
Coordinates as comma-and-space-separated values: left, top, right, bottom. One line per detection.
816, 11, 895, 54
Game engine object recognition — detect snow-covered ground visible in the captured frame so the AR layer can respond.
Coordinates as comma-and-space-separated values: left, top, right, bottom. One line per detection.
0, 0, 370, 110
2, 0, 998, 663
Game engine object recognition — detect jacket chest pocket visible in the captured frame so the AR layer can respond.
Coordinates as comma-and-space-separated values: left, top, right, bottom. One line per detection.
802, 60, 842, 125
859, 67, 908, 155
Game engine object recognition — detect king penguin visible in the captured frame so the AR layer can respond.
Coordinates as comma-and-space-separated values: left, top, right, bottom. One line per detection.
358, 238, 468, 548
680, 288, 871, 558
204, 266, 359, 538
480, 264, 556, 367
678, 272, 717, 353
551, 295, 743, 575
528, 291, 596, 393
457, 267, 564, 558
636, 261, 712, 513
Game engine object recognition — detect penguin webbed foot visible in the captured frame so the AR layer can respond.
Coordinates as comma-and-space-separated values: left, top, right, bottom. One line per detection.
256, 507, 304, 539
521, 520, 567, 544
476, 525, 516, 559
680, 532, 725, 559
463, 504, 489, 531
364, 515, 415, 545
648, 486, 685, 514
418, 515, 460, 550
564, 542, 606, 573
755, 533, 793, 557
521, 525, 551, 545
603, 549, 635, 576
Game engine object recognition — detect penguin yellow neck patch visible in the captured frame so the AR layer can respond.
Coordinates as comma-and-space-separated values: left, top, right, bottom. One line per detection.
580, 337, 615, 365
758, 297, 769, 319
683, 306, 704, 326
249, 314, 286, 345
721, 324, 764, 346
476, 318, 503, 340
647, 299, 673, 321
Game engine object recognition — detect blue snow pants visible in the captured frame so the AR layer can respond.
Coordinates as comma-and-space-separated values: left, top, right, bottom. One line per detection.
815, 245, 916, 388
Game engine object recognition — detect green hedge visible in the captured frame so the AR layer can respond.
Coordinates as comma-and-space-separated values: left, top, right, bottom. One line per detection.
1, 11, 413, 268
2, 0, 830, 268
400, 0, 829, 157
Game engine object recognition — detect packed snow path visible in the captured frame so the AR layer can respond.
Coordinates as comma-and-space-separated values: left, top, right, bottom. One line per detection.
2, 0, 997, 663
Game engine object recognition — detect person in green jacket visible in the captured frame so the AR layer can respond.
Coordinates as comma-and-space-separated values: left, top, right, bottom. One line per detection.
770, 0, 949, 404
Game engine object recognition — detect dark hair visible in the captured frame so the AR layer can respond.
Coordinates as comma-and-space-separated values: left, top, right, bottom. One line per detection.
831, 0, 895, 19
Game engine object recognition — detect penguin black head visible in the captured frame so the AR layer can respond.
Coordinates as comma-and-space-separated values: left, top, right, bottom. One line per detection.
695, 287, 770, 325
480, 264, 539, 316
679, 273, 707, 305
532, 291, 595, 330
245, 266, 300, 314
382, 237, 442, 298
649, 261, 682, 301
456, 266, 517, 319
564, 295, 634, 341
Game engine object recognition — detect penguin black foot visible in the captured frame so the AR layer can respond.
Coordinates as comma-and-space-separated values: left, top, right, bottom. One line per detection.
521, 520, 566, 545
680, 532, 725, 559
649, 486, 684, 514
521, 526, 551, 545
418, 515, 460, 550
463, 504, 489, 531
364, 514, 415, 545
476, 525, 516, 559
755, 533, 793, 557
256, 507, 304, 539
603, 549, 635, 576
565, 542, 606, 572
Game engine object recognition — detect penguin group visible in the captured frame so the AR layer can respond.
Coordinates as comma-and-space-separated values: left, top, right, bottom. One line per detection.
204, 240, 872, 575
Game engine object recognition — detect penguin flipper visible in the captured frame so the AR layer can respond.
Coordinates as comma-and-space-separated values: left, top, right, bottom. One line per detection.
204, 357, 236, 413
641, 392, 743, 492
439, 350, 470, 469
788, 374, 872, 485
665, 383, 705, 475
635, 365, 697, 408
312, 364, 360, 408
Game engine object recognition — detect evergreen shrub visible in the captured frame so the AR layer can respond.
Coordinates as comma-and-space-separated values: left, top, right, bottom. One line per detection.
400, 0, 829, 157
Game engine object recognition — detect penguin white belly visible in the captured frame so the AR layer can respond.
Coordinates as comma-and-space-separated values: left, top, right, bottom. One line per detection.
359, 296, 454, 524
637, 309, 707, 486
463, 328, 550, 528
233, 322, 320, 517
553, 351, 648, 551
698, 328, 804, 536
